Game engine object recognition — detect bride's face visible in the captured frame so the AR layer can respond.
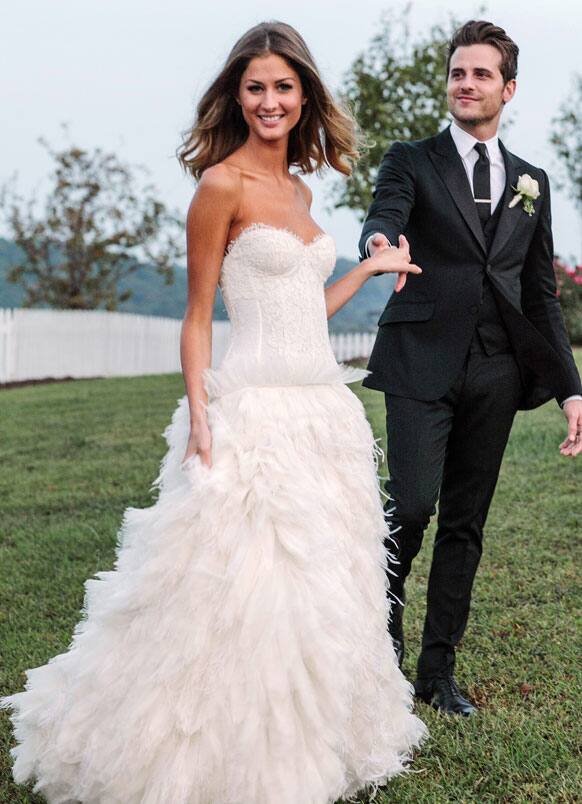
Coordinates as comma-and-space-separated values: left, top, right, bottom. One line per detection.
238, 53, 306, 143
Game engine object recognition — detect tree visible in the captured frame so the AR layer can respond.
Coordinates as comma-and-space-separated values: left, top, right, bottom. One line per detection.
331, 6, 457, 218
1, 137, 184, 310
550, 74, 582, 215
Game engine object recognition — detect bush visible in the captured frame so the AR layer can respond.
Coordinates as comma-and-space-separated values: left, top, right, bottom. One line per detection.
554, 257, 582, 344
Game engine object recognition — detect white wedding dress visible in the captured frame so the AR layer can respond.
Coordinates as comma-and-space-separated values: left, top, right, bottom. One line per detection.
2, 224, 426, 804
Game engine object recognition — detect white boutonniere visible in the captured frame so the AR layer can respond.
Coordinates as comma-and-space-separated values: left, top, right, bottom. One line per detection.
508, 174, 540, 216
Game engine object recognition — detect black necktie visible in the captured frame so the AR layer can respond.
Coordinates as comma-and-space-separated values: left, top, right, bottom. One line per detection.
473, 142, 491, 226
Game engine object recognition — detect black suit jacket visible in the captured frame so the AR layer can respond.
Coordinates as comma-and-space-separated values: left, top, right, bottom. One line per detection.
359, 126, 582, 409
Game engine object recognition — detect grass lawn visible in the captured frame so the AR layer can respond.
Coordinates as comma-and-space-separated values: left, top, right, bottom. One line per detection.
0, 357, 580, 803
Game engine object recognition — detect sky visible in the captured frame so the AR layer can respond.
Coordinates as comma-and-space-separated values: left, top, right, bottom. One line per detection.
1, 0, 581, 263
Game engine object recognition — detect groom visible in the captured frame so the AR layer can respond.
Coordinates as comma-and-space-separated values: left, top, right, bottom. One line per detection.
359, 20, 582, 716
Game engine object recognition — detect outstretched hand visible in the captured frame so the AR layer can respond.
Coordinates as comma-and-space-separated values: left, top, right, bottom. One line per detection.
368, 234, 422, 292
559, 399, 582, 457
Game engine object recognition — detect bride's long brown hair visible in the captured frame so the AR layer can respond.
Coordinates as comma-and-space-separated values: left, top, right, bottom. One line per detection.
177, 21, 361, 179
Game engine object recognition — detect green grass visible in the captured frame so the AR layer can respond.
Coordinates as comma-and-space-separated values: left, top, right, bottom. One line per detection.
0, 359, 580, 803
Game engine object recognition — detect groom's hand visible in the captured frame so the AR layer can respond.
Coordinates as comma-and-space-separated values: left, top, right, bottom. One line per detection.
560, 399, 582, 457
369, 233, 419, 292
368, 233, 391, 255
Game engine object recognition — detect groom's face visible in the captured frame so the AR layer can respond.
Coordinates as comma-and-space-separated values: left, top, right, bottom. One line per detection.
447, 44, 516, 131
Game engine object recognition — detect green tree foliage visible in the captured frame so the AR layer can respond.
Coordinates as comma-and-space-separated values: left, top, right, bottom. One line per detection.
332, 6, 457, 219
550, 74, 582, 214
0, 138, 183, 310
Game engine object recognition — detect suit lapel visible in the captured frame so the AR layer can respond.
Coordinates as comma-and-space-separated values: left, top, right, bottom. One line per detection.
488, 142, 525, 261
428, 127, 487, 255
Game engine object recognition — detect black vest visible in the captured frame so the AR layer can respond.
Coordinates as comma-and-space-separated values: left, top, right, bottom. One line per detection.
472, 199, 512, 355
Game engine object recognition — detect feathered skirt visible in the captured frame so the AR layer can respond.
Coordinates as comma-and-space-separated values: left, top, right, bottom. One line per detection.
2, 381, 426, 804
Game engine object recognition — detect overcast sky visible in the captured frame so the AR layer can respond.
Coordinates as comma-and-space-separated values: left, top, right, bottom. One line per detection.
1, 0, 581, 263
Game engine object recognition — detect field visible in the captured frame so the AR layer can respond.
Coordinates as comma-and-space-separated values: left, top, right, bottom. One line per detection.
1, 361, 580, 802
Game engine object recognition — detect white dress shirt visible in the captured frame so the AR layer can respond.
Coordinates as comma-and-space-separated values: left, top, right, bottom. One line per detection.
449, 120, 505, 212
365, 123, 581, 407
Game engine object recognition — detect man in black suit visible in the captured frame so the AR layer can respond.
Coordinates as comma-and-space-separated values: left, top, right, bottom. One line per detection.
359, 20, 582, 715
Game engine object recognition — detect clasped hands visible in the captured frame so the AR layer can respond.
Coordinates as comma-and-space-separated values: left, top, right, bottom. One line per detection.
367, 233, 421, 292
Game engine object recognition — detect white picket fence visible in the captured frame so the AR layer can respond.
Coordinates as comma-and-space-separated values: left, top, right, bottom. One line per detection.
0, 309, 375, 384
331, 331, 376, 363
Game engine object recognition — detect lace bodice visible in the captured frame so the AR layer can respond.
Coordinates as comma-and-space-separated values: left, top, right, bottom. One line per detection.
204, 224, 366, 398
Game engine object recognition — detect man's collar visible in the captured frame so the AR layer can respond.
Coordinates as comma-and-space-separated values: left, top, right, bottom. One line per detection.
450, 120, 502, 163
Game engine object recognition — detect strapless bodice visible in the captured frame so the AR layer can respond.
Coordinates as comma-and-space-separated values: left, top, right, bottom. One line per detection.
204, 224, 366, 398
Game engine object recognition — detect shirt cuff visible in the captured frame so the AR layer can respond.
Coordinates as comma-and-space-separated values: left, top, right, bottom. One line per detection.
561, 395, 582, 407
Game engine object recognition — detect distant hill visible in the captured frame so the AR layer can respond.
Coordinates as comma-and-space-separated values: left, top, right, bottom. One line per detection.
0, 238, 392, 333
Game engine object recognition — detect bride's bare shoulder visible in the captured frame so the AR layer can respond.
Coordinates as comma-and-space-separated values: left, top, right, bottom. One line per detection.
197, 162, 242, 198
188, 163, 242, 225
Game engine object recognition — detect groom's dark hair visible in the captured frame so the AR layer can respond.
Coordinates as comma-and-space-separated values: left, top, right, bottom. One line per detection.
446, 20, 519, 84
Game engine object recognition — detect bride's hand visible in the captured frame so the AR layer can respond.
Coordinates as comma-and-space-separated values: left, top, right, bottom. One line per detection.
182, 414, 213, 469
366, 234, 422, 293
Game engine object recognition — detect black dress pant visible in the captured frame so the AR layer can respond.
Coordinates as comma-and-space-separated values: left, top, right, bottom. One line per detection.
384, 338, 523, 679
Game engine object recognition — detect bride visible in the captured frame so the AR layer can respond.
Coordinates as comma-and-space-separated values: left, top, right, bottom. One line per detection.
2, 20, 426, 804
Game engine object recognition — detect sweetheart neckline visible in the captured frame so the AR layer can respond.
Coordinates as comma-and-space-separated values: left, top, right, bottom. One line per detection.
225, 223, 332, 257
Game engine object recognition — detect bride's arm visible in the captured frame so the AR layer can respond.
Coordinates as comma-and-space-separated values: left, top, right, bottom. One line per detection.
181, 165, 239, 467
324, 235, 421, 319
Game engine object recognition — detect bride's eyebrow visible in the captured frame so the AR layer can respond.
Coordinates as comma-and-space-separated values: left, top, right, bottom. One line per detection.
245, 77, 296, 84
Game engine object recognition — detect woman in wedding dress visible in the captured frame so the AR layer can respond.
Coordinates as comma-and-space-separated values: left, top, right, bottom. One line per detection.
2, 21, 426, 804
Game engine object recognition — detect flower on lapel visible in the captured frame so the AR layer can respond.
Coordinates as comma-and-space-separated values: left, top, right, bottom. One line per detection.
509, 174, 540, 216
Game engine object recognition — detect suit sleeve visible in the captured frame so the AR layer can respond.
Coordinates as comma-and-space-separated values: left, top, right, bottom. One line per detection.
521, 170, 582, 399
358, 141, 416, 260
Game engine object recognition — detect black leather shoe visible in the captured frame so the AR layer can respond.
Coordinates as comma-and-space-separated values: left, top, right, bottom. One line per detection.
414, 675, 477, 716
